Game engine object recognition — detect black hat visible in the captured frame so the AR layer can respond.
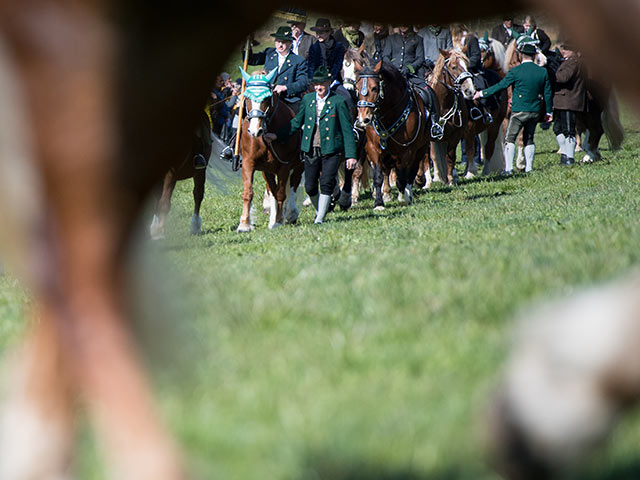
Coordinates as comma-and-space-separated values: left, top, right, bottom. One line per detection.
270, 26, 294, 42
280, 7, 307, 24
311, 18, 333, 33
312, 66, 332, 83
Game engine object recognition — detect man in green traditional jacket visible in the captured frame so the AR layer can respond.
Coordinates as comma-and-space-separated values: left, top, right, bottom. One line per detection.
473, 35, 553, 174
265, 66, 357, 224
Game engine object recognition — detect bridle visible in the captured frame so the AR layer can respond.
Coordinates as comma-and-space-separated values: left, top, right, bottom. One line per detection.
356, 73, 385, 110
356, 71, 422, 150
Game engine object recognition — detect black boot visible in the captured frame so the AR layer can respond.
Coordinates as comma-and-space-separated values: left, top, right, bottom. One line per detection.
559, 154, 569, 166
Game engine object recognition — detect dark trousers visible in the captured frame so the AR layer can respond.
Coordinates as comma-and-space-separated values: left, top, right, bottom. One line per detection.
553, 109, 577, 138
304, 147, 341, 196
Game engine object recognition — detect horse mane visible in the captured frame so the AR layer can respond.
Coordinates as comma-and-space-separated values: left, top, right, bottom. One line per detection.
429, 49, 470, 88
489, 38, 506, 70
503, 39, 517, 72
380, 61, 407, 89
429, 54, 447, 88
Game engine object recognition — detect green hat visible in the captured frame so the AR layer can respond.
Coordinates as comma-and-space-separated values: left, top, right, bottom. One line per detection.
312, 66, 332, 83
271, 26, 294, 42
516, 34, 538, 55
478, 31, 490, 51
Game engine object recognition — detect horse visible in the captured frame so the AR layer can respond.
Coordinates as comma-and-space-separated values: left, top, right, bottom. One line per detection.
336, 45, 372, 208
236, 69, 303, 232
418, 48, 475, 187
461, 44, 509, 178
2, 0, 640, 478
149, 111, 211, 240
354, 60, 430, 210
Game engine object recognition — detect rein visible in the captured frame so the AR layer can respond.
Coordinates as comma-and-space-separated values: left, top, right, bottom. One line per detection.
432, 59, 468, 132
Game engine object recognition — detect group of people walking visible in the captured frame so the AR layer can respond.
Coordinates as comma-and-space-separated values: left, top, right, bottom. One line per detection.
210, 11, 591, 224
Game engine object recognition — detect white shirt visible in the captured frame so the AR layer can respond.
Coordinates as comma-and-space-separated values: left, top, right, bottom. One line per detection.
315, 93, 328, 123
292, 33, 304, 56
277, 52, 288, 70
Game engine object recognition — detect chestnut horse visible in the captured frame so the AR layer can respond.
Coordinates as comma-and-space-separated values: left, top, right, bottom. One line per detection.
418, 49, 475, 187
1, 1, 640, 479
237, 69, 303, 232
355, 60, 430, 210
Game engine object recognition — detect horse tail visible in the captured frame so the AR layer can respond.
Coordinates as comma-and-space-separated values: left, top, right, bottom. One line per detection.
602, 90, 624, 151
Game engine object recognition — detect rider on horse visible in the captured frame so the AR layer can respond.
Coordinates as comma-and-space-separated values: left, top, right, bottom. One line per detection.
383, 24, 443, 139
246, 26, 309, 113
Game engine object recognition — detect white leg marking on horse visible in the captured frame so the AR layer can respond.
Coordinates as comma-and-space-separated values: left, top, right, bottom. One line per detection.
268, 192, 280, 229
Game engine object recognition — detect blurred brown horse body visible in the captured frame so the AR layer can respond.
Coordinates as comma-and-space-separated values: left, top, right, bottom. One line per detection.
0, 0, 639, 478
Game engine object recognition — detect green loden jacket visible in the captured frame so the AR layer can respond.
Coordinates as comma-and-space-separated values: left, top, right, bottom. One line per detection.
277, 91, 357, 159
481, 60, 553, 115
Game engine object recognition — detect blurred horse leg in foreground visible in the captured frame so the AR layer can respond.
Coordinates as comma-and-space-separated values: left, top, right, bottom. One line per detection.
0, 0, 639, 478
487, 273, 640, 480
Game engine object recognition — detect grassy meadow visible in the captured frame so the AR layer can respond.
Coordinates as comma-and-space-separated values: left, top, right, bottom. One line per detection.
1, 106, 639, 479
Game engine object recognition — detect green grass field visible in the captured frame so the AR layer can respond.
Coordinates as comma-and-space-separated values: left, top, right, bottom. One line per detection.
1, 108, 639, 479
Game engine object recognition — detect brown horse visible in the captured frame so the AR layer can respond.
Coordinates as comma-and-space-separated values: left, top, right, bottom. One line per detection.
354, 60, 430, 210
1, 1, 640, 478
236, 69, 303, 232
149, 111, 212, 240
419, 48, 474, 186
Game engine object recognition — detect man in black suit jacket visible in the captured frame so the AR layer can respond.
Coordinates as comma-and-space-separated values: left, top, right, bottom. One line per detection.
491, 16, 524, 46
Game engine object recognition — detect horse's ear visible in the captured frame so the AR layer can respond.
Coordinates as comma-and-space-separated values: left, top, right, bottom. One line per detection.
239, 66, 252, 84
373, 60, 382, 73
357, 43, 365, 55
265, 67, 278, 85
439, 48, 450, 58
354, 60, 363, 73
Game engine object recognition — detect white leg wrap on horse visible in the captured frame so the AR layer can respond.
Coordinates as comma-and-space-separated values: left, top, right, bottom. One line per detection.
314, 194, 331, 224
524, 144, 535, 172
504, 143, 516, 173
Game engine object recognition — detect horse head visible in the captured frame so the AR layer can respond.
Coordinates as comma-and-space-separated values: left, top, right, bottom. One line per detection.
355, 60, 382, 128
439, 48, 476, 100
239, 67, 277, 137
343, 44, 368, 92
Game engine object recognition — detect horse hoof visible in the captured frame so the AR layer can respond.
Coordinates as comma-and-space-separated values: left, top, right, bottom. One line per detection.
190, 215, 203, 235
465, 171, 476, 180
373, 205, 385, 212
269, 222, 282, 230
150, 232, 165, 241
237, 224, 254, 233
383, 193, 392, 203
302, 196, 312, 207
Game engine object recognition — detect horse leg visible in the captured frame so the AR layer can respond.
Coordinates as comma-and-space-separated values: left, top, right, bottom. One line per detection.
432, 141, 448, 183
237, 164, 255, 232
264, 171, 283, 229
516, 130, 525, 171
352, 161, 362, 205
382, 170, 392, 203
0, 7, 186, 478
190, 169, 205, 235
150, 171, 175, 240
285, 162, 304, 224
464, 131, 478, 178
447, 143, 458, 185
